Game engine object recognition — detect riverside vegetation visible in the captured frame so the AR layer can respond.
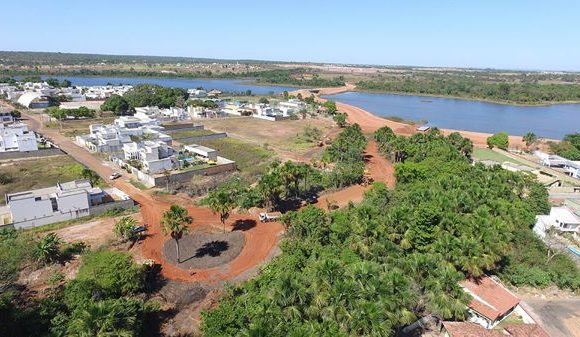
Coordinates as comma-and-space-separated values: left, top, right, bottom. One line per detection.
201, 127, 579, 336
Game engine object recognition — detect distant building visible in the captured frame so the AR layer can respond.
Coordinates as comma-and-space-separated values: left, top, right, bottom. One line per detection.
416, 125, 431, 132
2, 179, 133, 229
535, 150, 580, 179
0, 112, 14, 123
0, 123, 38, 152
17, 92, 50, 108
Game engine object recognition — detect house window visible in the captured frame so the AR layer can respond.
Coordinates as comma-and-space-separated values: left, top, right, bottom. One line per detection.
35, 197, 41, 201
50, 198, 58, 212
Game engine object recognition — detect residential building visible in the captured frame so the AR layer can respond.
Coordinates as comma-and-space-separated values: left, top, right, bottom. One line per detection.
123, 141, 176, 174
76, 115, 171, 153
277, 99, 305, 115
183, 144, 218, 161
188, 88, 207, 98
0, 112, 14, 123
442, 322, 549, 337
460, 276, 534, 329
535, 150, 580, 179
0, 123, 38, 152
3, 179, 133, 229
534, 206, 580, 238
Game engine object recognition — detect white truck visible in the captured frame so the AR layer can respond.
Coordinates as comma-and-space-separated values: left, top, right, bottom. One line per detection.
259, 212, 282, 222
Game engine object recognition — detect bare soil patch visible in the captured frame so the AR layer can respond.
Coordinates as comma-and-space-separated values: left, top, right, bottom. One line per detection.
162, 230, 245, 270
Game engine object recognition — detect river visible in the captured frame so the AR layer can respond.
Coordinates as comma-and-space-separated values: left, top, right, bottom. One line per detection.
38, 76, 298, 95
323, 91, 580, 139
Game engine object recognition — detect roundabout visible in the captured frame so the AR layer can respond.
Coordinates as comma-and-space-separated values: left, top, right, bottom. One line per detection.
162, 230, 245, 270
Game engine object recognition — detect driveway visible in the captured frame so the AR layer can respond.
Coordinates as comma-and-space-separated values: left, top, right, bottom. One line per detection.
522, 298, 580, 337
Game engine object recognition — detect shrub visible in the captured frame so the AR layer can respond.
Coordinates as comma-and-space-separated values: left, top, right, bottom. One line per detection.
487, 132, 509, 150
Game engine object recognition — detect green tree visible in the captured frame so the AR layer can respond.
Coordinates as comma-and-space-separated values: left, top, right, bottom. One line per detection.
333, 112, 347, 128
100, 94, 130, 115
322, 100, 337, 114
203, 186, 237, 234
258, 97, 270, 104
81, 168, 102, 186
487, 132, 509, 150
66, 298, 145, 337
161, 205, 192, 263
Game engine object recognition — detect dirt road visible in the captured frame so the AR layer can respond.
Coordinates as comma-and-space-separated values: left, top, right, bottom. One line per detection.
19, 110, 285, 284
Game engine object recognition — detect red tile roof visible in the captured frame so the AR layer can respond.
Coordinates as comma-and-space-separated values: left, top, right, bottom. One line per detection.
442, 322, 501, 337
443, 322, 550, 337
460, 276, 520, 321
503, 323, 551, 337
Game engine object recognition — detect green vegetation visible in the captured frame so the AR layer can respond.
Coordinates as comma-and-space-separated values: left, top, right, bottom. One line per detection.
1, 227, 155, 337
251, 69, 345, 87
487, 132, 509, 150
202, 182, 238, 233
523, 132, 538, 147
161, 205, 192, 263
472, 148, 524, 165
113, 216, 140, 241
0, 156, 87, 203
333, 112, 348, 127
357, 76, 580, 104
322, 124, 367, 188
202, 127, 578, 336
123, 84, 187, 109
45, 77, 71, 88
100, 94, 130, 115
550, 133, 580, 160
194, 137, 274, 180
321, 100, 338, 114
45, 106, 95, 119
294, 125, 323, 147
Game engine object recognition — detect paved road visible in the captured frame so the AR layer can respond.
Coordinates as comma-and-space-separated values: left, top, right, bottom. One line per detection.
523, 298, 580, 337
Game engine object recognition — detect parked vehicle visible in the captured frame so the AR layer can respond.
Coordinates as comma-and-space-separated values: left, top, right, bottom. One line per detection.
259, 212, 282, 222
131, 225, 147, 234
109, 172, 122, 180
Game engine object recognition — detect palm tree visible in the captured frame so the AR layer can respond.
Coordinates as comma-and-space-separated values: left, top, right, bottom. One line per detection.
204, 189, 236, 234
37, 233, 62, 263
161, 205, 192, 263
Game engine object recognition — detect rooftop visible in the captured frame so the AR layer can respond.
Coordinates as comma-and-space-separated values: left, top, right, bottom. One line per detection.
550, 207, 580, 224
443, 322, 549, 337
460, 276, 520, 321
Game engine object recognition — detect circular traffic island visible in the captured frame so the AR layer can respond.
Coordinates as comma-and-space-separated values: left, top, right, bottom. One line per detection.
162, 230, 245, 270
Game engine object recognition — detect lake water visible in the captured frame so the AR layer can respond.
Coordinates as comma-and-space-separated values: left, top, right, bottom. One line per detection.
323, 91, 580, 139
39, 76, 298, 95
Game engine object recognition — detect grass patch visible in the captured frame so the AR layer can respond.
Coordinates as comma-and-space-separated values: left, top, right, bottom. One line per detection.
169, 129, 215, 139
473, 148, 525, 165
0, 156, 87, 203
381, 115, 427, 125
44, 113, 116, 137
194, 137, 274, 180
129, 179, 149, 190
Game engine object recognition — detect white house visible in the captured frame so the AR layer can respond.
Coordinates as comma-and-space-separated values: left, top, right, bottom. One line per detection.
277, 99, 305, 116
0, 112, 14, 123
4, 179, 133, 229
534, 206, 580, 238
183, 144, 218, 161
0, 123, 38, 152
123, 140, 176, 174
76, 115, 171, 153
535, 150, 580, 179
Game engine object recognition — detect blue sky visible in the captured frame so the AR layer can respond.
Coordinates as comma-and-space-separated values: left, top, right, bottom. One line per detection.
3, 0, 580, 71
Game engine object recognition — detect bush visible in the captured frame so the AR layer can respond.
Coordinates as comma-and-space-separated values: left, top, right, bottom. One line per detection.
487, 132, 509, 150
75, 250, 144, 298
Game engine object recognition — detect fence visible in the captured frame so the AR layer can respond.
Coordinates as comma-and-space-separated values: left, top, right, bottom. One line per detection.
174, 132, 228, 144
0, 148, 64, 161
162, 123, 205, 131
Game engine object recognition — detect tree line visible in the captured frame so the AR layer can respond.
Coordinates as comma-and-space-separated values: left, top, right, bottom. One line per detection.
357, 77, 580, 104
201, 127, 578, 336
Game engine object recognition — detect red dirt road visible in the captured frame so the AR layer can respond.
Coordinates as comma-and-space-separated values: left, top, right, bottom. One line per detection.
20, 110, 285, 284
